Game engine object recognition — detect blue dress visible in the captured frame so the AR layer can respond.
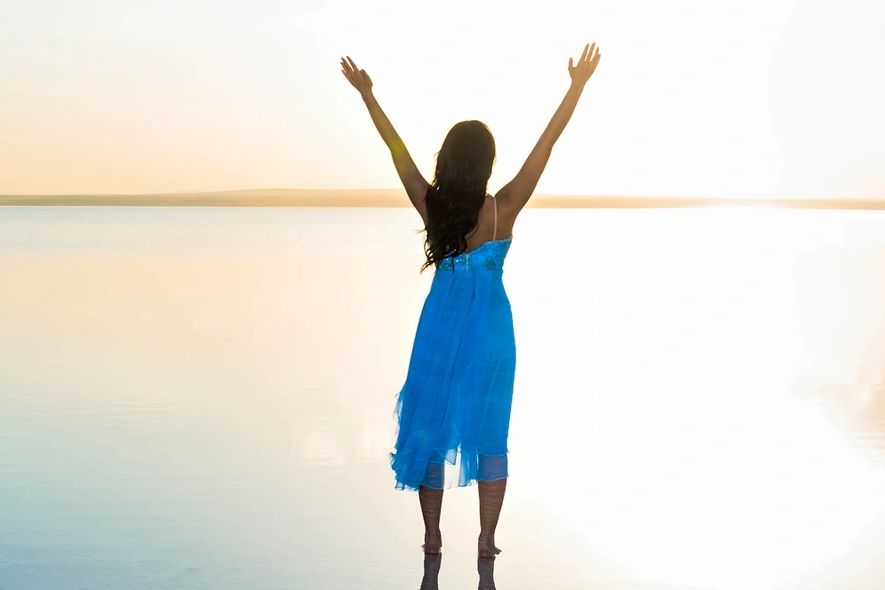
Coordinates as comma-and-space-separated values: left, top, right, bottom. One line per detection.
390, 196, 515, 491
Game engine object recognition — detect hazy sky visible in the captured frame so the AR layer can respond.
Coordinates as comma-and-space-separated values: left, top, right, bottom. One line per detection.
1, 0, 883, 198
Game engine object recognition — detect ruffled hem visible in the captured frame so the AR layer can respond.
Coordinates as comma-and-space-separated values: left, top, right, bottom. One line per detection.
389, 447, 509, 492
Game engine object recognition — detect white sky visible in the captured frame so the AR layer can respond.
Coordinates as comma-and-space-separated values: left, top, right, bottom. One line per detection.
1, 0, 883, 198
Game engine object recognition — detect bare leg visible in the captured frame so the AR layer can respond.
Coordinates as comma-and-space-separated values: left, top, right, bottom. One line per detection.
419, 484, 443, 553
477, 477, 506, 557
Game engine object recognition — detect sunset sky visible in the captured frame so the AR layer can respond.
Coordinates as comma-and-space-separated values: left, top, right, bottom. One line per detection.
2, 0, 883, 198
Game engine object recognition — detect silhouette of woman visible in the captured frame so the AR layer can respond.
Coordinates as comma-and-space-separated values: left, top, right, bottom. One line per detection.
341, 43, 601, 558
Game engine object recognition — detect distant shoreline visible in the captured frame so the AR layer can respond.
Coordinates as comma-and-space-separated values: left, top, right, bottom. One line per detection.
1, 188, 883, 209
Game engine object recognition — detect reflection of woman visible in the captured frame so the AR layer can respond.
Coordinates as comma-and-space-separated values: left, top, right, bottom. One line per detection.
341, 43, 601, 558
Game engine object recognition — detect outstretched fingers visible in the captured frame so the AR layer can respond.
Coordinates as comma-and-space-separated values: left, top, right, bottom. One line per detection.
340, 56, 365, 89
567, 42, 601, 84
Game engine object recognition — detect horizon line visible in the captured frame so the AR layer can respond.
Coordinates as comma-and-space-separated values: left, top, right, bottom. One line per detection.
1, 188, 884, 210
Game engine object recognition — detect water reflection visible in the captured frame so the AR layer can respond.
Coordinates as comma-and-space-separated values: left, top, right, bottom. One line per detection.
2, 205, 885, 589
420, 553, 441, 590
477, 556, 497, 590
796, 377, 885, 464
417, 554, 497, 590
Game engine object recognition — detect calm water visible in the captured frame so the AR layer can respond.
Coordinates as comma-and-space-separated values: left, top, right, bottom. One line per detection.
1, 204, 884, 589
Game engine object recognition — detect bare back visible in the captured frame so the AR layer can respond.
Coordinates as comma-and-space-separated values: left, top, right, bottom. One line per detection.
464, 191, 519, 252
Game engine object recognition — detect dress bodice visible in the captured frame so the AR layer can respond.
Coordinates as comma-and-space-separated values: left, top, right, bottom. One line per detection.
435, 235, 513, 272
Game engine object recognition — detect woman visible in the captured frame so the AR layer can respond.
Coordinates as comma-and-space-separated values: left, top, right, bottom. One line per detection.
340, 43, 601, 558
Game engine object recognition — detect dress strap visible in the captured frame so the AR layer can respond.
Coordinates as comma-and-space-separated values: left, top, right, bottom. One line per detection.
492, 193, 497, 241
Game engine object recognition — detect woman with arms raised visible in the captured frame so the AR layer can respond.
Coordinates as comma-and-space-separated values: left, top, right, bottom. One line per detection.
340, 42, 601, 558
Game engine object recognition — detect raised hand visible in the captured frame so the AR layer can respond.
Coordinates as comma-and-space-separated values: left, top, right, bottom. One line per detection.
340, 55, 373, 96
340, 53, 430, 214
568, 42, 601, 87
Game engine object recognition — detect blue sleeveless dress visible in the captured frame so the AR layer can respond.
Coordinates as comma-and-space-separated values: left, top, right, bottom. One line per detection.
390, 195, 516, 491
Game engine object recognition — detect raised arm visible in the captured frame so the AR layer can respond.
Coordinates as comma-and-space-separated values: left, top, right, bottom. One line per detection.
340, 56, 430, 223
499, 43, 602, 216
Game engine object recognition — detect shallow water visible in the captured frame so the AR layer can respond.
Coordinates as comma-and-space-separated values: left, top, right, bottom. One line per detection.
1, 204, 884, 589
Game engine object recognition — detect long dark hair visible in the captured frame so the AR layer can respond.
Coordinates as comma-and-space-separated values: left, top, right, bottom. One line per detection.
419, 120, 496, 273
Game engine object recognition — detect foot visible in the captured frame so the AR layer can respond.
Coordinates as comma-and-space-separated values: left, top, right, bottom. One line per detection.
477, 533, 501, 558
422, 531, 442, 554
